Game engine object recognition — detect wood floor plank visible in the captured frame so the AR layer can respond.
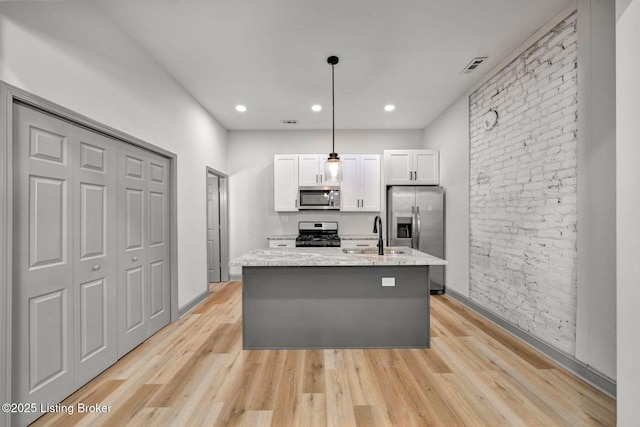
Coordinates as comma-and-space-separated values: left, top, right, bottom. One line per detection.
361, 349, 423, 426
324, 367, 358, 426
246, 350, 286, 411
397, 349, 468, 426
269, 350, 305, 427
292, 393, 326, 427
30, 284, 615, 427
97, 384, 161, 427
353, 405, 386, 427
409, 348, 453, 374
302, 349, 325, 394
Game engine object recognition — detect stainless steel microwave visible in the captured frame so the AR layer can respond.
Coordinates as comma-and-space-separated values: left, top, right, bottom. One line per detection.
298, 186, 340, 210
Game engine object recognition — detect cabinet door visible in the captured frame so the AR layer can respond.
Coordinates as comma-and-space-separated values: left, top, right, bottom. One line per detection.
384, 150, 412, 185
268, 240, 296, 248
298, 154, 321, 186
341, 240, 377, 248
274, 155, 298, 211
414, 150, 439, 185
360, 155, 381, 211
339, 155, 361, 211
299, 154, 339, 186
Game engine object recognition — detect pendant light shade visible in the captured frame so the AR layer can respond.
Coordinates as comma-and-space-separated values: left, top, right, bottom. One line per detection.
325, 55, 342, 182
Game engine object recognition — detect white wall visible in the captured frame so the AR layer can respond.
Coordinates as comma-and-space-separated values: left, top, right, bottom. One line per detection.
575, 0, 617, 380
422, 98, 470, 296
422, 2, 616, 381
0, 2, 228, 308
227, 129, 424, 275
616, 0, 640, 423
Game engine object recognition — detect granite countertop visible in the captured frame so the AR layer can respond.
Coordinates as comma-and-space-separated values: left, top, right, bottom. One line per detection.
229, 247, 447, 267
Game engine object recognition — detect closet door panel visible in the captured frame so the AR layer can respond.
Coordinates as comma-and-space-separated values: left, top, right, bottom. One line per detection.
117, 146, 148, 357
147, 155, 170, 335
12, 104, 75, 426
73, 128, 117, 386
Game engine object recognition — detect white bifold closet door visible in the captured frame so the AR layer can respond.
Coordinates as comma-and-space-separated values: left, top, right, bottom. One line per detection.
117, 143, 171, 357
12, 103, 170, 426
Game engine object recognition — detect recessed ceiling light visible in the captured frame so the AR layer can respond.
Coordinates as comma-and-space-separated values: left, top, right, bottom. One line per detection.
311, 104, 322, 112
384, 104, 396, 112
235, 105, 247, 112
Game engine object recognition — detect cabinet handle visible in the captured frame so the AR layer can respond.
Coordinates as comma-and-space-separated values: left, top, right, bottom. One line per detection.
132, 256, 138, 261
295, 199, 298, 208
414, 170, 418, 180
320, 174, 323, 183
92, 264, 101, 271
356, 244, 368, 247
277, 244, 287, 247
410, 171, 413, 180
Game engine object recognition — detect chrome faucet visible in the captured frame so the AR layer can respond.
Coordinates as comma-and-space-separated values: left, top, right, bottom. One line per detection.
373, 216, 384, 255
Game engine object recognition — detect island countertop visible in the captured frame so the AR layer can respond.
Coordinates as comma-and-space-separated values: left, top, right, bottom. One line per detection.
229, 247, 447, 267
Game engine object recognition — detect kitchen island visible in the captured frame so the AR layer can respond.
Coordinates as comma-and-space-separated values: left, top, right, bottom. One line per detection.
229, 247, 447, 350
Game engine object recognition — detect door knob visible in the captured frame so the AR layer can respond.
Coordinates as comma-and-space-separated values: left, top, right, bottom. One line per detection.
92, 264, 101, 271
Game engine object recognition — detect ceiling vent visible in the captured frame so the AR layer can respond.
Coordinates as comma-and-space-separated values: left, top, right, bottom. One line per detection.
462, 57, 488, 73
281, 120, 298, 124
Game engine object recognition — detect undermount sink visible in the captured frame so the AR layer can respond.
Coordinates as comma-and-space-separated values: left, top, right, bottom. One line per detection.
342, 247, 406, 255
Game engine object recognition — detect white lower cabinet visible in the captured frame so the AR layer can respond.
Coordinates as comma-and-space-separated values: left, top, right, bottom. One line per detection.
340, 154, 381, 212
341, 239, 378, 248
268, 239, 296, 248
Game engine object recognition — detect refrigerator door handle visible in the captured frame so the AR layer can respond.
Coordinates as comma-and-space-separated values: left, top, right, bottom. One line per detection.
416, 206, 421, 250
411, 206, 416, 248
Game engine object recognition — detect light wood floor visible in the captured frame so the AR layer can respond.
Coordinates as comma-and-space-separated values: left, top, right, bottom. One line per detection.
32, 281, 615, 426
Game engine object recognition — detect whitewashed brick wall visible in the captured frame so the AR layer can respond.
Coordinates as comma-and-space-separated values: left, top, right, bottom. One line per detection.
469, 12, 578, 354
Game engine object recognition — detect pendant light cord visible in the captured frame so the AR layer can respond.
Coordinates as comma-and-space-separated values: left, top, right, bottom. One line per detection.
331, 62, 335, 154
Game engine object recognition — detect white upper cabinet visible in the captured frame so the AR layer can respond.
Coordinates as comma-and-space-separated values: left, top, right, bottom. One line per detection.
384, 149, 439, 185
275, 153, 380, 212
274, 154, 299, 211
340, 154, 381, 212
298, 154, 339, 186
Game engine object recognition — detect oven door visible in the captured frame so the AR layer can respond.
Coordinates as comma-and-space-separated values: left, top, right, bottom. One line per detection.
298, 187, 340, 210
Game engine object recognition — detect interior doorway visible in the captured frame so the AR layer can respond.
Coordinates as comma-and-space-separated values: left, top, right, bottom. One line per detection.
206, 167, 230, 283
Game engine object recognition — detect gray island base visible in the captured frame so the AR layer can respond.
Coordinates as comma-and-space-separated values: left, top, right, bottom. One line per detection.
230, 247, 447, 350
243, 265, 430, 349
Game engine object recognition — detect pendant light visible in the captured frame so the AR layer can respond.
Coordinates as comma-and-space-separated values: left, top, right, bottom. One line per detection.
325, 55, 342, 182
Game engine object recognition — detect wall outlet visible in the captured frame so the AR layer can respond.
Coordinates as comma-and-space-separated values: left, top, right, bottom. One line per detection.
382, 277, 395, 287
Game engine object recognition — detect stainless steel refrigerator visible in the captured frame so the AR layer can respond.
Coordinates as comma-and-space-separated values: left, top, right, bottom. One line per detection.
387, 186, 445, 293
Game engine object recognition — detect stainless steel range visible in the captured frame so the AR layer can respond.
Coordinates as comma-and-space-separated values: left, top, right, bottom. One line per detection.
295, 221, 341, 247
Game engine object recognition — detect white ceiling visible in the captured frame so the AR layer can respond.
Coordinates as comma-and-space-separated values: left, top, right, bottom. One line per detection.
94, 0, 573, 131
